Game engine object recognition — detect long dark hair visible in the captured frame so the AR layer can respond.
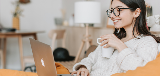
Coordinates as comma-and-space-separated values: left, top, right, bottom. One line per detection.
111, 0, 160, 43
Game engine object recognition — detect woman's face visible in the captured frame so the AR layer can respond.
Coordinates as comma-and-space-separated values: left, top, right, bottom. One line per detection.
110, 0, 134, 28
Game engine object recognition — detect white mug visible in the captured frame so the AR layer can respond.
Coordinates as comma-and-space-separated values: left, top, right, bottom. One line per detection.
97, 38, 114, 58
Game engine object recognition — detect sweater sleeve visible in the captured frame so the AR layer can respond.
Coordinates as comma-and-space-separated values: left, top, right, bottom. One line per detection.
72, 45, 101, 72
116, 36, 158, 72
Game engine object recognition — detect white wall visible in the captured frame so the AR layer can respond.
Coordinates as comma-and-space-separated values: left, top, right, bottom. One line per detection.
0, 0, 62, 70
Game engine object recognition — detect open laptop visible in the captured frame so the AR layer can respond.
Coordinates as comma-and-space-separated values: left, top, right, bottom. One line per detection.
29, 38, 76, 76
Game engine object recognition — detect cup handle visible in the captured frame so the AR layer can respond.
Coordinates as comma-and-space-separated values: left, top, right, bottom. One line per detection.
97, 38, 102, 45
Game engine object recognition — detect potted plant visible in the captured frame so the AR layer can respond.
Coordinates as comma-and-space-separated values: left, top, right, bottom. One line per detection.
12, 1, 23, 30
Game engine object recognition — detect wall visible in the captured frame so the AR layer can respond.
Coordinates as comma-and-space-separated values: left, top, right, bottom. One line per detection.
0, 0, 62, 70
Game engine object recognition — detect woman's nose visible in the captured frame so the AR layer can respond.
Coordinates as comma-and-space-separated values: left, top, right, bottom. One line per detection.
110, 12, 116, 18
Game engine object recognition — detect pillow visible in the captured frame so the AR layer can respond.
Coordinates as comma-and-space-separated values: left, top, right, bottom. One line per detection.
112, 53, 160, 76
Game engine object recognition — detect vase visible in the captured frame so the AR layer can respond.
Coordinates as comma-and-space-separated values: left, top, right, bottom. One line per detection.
12, 17, 20, 30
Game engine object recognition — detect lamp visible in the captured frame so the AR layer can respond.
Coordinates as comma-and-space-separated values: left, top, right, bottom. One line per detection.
74, 1, 101, 63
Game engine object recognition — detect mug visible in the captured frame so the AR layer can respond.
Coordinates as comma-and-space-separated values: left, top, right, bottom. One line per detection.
97, 38, 114, 58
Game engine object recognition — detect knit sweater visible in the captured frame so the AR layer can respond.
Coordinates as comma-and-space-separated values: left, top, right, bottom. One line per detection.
73, 35, 158, 76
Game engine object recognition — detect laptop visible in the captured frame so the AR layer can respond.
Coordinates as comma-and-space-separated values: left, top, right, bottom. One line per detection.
29, 38, 76, 76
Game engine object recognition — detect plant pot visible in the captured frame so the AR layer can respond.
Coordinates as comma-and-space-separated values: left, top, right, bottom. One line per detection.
12, 17, 20, 30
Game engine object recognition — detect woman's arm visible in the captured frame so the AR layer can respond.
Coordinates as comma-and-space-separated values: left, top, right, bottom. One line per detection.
117, 36, 158, 72
72, 45, 101, 72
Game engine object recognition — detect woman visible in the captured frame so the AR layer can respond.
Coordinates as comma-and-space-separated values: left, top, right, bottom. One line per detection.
71, 0, 159, 76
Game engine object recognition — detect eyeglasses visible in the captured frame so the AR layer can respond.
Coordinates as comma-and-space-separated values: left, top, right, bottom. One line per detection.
106, 7, 133, 18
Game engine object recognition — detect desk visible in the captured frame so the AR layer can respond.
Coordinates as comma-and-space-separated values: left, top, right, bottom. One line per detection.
0, 31, 44, 70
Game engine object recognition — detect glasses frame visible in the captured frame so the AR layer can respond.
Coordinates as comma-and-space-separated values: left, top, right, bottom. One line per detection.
106, 8, 133, 18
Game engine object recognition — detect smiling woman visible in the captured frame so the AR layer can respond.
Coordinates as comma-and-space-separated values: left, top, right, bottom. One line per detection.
71, 0, 159, 76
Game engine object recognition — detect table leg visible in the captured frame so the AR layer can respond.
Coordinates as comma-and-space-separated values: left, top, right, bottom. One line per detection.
18, 35, 24, 71
3, 38, 7, 69
33, 34, 38, 40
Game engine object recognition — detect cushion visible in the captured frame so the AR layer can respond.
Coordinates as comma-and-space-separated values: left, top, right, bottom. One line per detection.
0, 62, 70, 76
111, 53, 160, 76
0, 69, 37, 76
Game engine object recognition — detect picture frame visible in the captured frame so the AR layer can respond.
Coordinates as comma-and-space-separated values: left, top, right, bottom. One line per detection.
106, 0, 114, 28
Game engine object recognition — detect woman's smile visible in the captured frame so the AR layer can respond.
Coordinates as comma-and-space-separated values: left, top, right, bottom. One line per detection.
113, 19, 121, 26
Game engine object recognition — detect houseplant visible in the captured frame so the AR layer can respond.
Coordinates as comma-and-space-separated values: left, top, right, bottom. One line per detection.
12, 1, 23, 30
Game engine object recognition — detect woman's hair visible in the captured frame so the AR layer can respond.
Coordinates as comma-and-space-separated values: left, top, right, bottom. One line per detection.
111, 0, 160, 43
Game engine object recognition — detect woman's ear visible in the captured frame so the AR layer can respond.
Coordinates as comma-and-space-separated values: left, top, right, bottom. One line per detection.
134, 8, 141, 18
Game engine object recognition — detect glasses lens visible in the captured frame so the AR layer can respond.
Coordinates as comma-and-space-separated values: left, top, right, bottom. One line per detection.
107, 9, 112, 17
114, 8, 120, 16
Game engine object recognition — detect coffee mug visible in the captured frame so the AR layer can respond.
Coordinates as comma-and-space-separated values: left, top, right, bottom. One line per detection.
97, 38, 114, 58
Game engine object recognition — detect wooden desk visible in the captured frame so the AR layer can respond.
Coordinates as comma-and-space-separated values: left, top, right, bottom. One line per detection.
0, 31, 44, 70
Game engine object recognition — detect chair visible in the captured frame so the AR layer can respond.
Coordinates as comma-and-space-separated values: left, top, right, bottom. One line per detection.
48, 29, 66, 51
84, 45, 97, 57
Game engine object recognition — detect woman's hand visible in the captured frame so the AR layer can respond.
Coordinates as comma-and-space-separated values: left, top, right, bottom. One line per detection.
71, 67, 90, 76
100, 34, 127, 52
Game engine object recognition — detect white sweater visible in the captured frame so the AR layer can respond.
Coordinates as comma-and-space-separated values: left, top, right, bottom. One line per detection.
73, 35, 158, 76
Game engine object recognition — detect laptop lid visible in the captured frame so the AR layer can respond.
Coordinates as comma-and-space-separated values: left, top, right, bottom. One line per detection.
29, 38, 57, 76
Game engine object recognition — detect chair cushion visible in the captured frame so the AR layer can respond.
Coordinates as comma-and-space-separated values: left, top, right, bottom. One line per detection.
85, 45, 97, 57
0, 69, 37, 76
0, 62, 70, 76
111, 53, 160, 76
